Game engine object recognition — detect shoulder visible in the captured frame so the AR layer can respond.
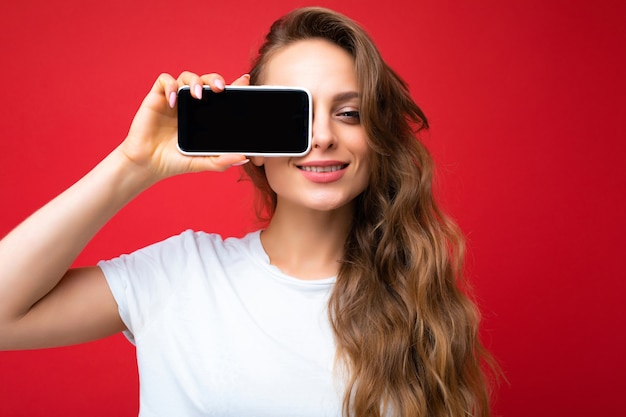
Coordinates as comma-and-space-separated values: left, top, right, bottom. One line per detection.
180, 229, 263, 260
97, 230, 260, 281
113, 229, 260, 260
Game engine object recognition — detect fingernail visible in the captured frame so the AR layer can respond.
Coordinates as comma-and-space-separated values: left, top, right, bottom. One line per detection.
214, 79, 225, 90
168, 91, 177, 108
231, 159, 250, 167
194, 84, 202, 99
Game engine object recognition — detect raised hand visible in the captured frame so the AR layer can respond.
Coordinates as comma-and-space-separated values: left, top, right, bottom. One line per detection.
120, 72, 251, 183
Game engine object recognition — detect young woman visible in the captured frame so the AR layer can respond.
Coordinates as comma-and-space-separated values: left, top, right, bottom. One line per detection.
0, 7, 496, 417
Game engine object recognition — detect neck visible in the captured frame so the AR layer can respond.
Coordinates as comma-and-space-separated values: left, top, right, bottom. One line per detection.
261, 200, 353, 280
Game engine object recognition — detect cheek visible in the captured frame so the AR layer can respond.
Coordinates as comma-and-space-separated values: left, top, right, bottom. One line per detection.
352, 139, 373, 192
262, 160, 289, 192
356, 160, 371, 192
349, 127, 370, 155
353, 135, 372, 170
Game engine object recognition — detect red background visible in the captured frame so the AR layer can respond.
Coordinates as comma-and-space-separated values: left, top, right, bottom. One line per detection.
1, 0, 624, 416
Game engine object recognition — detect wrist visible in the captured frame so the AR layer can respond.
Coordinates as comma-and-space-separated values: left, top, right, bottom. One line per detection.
94, 145, 160, 203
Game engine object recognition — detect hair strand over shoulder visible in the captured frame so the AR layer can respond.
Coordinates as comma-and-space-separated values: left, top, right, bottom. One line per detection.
244, 7, 500, 417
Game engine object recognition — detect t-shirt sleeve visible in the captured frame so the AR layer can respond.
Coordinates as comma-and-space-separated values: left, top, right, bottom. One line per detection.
97, 230, 201, 344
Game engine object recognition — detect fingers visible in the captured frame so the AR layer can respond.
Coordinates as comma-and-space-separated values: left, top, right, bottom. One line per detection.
198, 73, 226, 92
179, 72, 225, 99
188, 154, 250, 173
231, 74, 250, 86
153, 73, 179, 109
166, 71, 226, 108
214, 154, 250, 171
165, 72, 251, 108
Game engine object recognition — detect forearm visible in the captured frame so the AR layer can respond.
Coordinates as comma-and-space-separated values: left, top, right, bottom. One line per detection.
0, 146, 154, 321
0, 72, 248, 343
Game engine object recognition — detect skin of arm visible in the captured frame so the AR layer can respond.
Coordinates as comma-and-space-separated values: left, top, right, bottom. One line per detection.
0, 72, 250, 350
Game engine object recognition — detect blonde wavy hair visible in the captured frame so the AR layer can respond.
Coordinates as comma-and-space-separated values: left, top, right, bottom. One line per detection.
244, 7, 498, 417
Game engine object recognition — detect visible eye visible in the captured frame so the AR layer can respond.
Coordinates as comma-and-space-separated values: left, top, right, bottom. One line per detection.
336, 109, 361, 124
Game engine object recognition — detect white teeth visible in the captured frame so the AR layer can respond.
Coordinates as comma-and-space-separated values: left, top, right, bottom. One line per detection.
299, 165, 344, 173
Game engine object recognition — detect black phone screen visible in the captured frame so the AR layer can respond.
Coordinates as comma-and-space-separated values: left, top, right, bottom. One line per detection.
177, 86, 311, 155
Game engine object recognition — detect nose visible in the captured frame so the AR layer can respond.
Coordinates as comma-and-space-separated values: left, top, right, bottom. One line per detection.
311, 111, 335, 150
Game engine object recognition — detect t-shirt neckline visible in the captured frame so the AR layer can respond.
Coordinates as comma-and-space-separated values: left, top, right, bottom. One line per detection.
246, 230, 337, 286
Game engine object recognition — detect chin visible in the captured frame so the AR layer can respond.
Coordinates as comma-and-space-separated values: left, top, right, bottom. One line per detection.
306, 195, 355, 212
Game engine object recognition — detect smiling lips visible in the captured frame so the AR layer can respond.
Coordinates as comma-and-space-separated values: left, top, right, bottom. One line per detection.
297, 161, 349, 183
299, 164, 346, 173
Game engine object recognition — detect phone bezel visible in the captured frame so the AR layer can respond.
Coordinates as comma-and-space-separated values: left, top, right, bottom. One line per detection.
176, 85, 313, 157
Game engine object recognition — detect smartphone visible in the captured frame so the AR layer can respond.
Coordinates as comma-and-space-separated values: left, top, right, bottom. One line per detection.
177, 85, 312, 156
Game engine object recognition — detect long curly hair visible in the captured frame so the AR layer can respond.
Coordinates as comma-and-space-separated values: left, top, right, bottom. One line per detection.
244, 7, 497, 417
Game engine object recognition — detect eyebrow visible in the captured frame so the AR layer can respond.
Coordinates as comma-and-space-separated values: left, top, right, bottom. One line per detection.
332, 91, 360, 103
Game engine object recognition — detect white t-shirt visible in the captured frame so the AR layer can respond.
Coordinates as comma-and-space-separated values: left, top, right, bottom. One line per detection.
98, 230, 342, 417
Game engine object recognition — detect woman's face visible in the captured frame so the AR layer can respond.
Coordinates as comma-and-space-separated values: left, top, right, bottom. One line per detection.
253, 39, 371, 213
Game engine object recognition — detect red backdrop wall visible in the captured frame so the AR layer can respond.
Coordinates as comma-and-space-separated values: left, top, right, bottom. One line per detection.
1, 0, 624, 416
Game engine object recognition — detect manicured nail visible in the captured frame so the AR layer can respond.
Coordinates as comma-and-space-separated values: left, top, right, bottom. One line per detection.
214, 79, 225, 90
231, 159, 250, 167
194, 84, 202, 99
168, 91, 176, 108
